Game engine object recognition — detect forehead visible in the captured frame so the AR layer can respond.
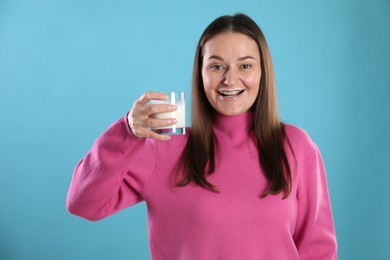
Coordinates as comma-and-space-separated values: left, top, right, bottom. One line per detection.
202, 32, 260, 58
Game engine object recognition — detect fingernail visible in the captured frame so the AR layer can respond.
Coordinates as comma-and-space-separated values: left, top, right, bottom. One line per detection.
170, 105, 177, 110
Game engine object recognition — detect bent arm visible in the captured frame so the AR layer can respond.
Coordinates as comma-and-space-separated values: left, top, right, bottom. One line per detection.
66, 116, 156, 221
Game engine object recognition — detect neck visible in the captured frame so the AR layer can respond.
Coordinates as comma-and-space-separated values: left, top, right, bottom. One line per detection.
212, 112, 254, 139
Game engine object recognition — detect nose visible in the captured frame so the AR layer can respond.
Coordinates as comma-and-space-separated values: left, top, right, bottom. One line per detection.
223, 69, 238, 86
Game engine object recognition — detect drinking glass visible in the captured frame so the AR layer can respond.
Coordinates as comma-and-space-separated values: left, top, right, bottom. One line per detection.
150, 92, 185, 135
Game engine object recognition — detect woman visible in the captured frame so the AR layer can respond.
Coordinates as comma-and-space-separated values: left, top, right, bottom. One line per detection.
67, 14, 338, 259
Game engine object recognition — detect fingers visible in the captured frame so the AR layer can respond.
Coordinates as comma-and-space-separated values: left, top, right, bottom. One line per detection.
147, 103, 177, 117
128, 116, 175, 141
128, 92, 177, 141
136, 91, 168, 106
132, 114, 176, 131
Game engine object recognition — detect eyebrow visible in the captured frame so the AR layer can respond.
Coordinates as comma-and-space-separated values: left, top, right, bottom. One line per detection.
207, 55, 256, 61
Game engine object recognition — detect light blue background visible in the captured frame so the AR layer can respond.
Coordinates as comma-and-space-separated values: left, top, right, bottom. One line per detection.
1, 0, 389, 259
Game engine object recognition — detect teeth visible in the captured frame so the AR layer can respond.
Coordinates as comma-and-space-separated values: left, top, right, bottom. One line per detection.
218, 88, 244, 96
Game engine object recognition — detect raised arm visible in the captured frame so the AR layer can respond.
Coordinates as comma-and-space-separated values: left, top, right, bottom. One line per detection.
66, 117, 156, 221
67, 91, 179, 221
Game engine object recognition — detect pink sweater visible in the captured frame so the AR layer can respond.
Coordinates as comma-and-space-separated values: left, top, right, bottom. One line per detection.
67, 113, 337, 260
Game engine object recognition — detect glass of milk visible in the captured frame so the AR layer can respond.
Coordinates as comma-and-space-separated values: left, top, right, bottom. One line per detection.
150, 92, 185, 135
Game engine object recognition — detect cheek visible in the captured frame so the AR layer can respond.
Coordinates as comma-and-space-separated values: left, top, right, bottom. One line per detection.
247, 72, 261, 88
201, 72, 218, 98
201, 71, 213, 101
245, 74, 261, 104
244, 73, 261, 97
201, 70, 212, 89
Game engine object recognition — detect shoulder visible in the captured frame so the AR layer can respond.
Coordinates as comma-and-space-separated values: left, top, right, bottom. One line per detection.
283, 123, 318, 156
284, 123, 313, 144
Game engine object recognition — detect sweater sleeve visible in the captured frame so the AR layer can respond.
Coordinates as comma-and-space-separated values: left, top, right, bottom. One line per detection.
66, 116, 156, 221
293, 144, 338, 259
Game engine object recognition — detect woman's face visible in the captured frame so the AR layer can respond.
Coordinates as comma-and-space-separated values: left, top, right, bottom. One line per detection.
201, 32, 261, 116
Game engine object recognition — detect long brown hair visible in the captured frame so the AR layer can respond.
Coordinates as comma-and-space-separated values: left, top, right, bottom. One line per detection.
176, 14, 293, 198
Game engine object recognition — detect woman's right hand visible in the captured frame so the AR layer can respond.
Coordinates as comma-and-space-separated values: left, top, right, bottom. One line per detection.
127, 92, 177, 141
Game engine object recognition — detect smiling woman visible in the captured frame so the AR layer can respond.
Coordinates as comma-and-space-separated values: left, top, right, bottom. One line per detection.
67, 13, 338, 260
177, 14, 291, 199
201, 32, 261, 116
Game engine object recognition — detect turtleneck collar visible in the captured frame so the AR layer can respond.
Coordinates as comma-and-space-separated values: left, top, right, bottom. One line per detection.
212, 112, 254, 135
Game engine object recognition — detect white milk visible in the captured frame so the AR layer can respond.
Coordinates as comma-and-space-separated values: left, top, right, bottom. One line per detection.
152, 99, 185, 129
150, 92, 185, 134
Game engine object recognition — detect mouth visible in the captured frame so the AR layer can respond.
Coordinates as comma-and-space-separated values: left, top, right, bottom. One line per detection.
217, 88, 245, 98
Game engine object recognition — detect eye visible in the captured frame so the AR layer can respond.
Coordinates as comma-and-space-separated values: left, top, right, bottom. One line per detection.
209, 64, 225, 70
241, 64, 252, 69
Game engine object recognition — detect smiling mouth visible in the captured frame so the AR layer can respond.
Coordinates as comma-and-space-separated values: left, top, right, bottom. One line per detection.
218, 88, 245, 97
